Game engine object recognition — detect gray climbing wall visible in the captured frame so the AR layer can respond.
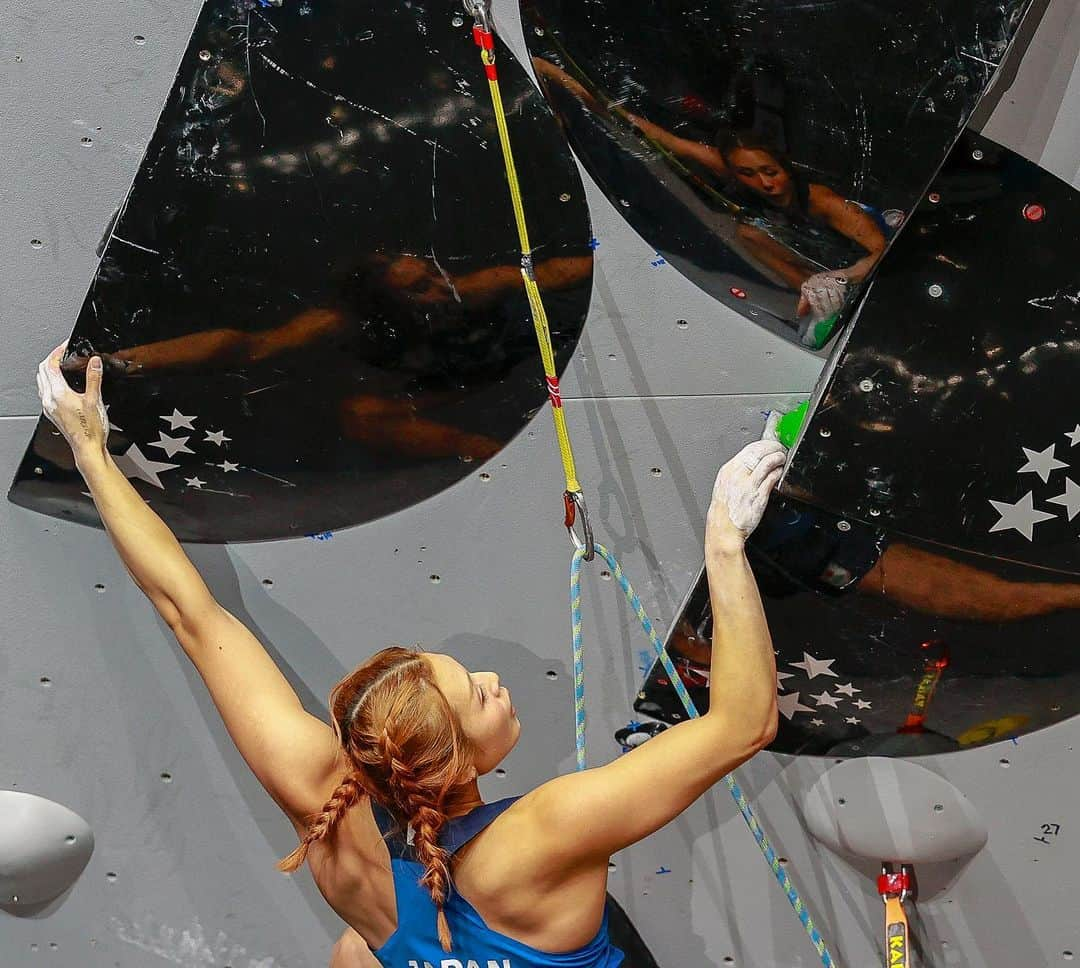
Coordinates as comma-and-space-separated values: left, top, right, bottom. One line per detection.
3, 1, 1080, 966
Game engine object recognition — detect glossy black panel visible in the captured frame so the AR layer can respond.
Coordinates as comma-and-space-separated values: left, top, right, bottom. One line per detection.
522, 0, 1030, 349
634, 496, 1080, 757
784, 132, 1080, 572
9, 0, 592, 542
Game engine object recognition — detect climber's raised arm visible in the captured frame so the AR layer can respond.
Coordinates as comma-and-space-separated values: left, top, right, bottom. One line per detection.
524, 439, 783, 870
37, 343, 343, 831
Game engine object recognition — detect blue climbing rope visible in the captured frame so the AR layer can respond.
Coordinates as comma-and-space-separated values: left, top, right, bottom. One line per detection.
571, 543, 836, 968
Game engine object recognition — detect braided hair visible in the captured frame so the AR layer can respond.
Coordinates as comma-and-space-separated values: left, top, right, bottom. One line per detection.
277, 646, 477, 952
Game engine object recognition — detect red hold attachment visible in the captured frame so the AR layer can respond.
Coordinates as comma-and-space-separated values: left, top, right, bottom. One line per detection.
1023, 203, 1046, 222
729, 287, 747, 299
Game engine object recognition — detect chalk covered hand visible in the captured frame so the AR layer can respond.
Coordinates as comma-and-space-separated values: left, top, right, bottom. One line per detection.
707, 440, 787, 546
797, 271, 848, 321
36, 342, 109, 465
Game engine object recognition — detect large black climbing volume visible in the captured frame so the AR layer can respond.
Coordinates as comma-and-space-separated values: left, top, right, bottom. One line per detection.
10, 0, 592, 542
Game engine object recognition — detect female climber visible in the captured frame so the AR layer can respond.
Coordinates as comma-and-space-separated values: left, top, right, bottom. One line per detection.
615, 115, 887, 333
36, 341, 784, 968
706, 129, 887, 328
531, 58, 886, 339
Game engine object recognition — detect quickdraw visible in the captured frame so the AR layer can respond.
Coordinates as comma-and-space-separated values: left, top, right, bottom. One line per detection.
464, 0, 592, 559
878, 863, 914, 968
899, 639, 949, 735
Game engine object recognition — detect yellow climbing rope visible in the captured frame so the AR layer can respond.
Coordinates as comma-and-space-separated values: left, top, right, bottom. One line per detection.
466, 1, 590, 555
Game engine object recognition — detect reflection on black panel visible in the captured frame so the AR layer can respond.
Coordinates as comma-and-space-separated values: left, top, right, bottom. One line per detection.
784, 133, 1080, 574
522, 0, 1030, 349
636, 496, 1080, 757
9, 0, 592, 542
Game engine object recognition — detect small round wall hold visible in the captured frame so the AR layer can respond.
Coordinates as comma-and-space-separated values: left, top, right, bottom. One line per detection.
971, 148, 984, 161
1023, 203, 1045, 222
819, 427, 831, 438
859, 378, 875, 392
928, 284, 944, 298
837, 520, 851, 532
928, 192, 941, 204
729, 287, 747, 299
198, 49, 212, 61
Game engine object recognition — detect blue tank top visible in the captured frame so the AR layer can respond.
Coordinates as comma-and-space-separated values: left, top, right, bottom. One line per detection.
371, 797, 625, 968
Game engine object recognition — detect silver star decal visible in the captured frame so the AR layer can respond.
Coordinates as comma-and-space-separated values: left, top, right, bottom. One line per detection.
989, 491, 1056, 541
185, 477, 206, 489
810, 718, 825, 727
810, 691, 840, 709
844, 717, 861, 725
161, 408, 196, 431
776, 670, 795, 691
834, 682, 861, 697
205, 429, 232, 446
776, 692, 814, 720
149, 432, 194, 459
1067, 425, 1080, 448
853, 699, 873, 710
217, 460, 240, 473
1018, 444, 1067, 484
113, 444, 179, 490
1047, 477, 1080, 521
789, 652, 839, 680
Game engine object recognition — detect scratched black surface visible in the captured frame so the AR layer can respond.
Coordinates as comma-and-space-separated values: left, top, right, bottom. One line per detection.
784, 131, 1080, 573
634, 495, 1080, 757
9, 0, 592, 542
522, 0, 1030, 347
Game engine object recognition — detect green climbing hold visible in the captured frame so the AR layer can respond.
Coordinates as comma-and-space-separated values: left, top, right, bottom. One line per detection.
776, 400, 809, 449
808, 311, 840, 350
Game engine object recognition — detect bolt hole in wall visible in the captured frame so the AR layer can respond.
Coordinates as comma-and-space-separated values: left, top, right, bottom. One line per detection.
494, 768, 507, 778
546, 670, 559, 679
93, 583, 105, 593
133, 34, 146, 45
40, 676, 51, 686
